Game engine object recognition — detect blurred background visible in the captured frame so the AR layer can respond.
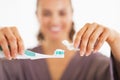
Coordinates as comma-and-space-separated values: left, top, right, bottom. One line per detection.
0, 0, 120, 57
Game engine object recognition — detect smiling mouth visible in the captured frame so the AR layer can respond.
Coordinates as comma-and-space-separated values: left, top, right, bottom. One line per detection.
50, 26, 62, 32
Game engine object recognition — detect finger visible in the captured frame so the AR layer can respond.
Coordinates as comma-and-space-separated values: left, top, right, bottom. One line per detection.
86, 26, 103, 56
80, 23, 97, 56
0, 33, 11, 60
94, 28, 109, 52
74, 23, 90, 48
10, 27, 24, 54
2, 28, 17, 59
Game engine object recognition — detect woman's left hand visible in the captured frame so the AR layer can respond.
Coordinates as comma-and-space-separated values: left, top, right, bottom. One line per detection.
74, 23, 120, 61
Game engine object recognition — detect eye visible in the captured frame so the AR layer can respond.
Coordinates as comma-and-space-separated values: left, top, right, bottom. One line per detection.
42, 11, 51, 16
59, 11, 67, 16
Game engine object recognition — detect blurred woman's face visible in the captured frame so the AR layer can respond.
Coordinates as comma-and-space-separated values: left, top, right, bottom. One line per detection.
36, 0, 73, 41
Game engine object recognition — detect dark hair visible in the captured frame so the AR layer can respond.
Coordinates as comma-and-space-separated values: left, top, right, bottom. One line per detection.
37, 0, 75, 42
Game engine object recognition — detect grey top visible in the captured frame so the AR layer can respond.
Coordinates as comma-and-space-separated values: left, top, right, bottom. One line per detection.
0, 46, 120, 80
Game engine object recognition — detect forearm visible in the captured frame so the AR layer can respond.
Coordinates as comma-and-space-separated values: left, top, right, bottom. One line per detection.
109, 33, 120, 62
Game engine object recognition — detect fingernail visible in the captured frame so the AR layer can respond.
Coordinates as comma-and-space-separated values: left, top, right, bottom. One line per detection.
80, 51, 84, 56
79, 53, 83, 56
8, 55, 11, 59
20, 50, 24, 55
11, 55, 15, 59
75, 43, 79, 48
86, 53, 90, 56
8, 57, 12, 60
13, 55, 16, 59
93, 50, 97, 53
9, 58, 12, 60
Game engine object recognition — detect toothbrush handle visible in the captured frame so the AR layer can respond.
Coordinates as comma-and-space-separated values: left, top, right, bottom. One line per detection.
0, 51, 30, 59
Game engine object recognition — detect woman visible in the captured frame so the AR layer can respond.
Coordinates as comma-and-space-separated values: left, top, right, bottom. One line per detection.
0, 0, 120, 80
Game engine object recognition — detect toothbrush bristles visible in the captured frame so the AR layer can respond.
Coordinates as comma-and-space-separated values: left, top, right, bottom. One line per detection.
54, 49, 64, 56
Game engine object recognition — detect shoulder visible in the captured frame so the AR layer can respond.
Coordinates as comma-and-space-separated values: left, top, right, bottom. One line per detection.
88, 52, 110, 65
85, 52, 112, 79
74, 52, 110, 69
74, 52, 112, 79
80, 52, 110, 64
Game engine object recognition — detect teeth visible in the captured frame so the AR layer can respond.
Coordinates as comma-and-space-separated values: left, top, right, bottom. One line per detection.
51, 26, 61, 32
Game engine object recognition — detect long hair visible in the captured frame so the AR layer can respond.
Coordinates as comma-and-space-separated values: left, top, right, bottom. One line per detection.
37, 0, 75, 42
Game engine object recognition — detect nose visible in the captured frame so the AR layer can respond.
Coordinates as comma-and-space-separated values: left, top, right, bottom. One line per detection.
51, 14, 61, 25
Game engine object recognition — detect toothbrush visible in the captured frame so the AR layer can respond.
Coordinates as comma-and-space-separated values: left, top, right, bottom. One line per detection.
23, 49, 64, 60
62, 40, 80, 51
0, 47, 64, 60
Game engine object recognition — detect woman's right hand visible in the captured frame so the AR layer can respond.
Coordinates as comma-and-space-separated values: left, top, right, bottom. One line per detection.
0, 27, 24, 60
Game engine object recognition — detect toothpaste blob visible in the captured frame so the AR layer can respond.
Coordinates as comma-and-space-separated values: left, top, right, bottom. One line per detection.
62, 40, 80, 51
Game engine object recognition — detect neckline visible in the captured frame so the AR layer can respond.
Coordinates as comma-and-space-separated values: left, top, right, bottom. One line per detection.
37, 45, 81, 80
